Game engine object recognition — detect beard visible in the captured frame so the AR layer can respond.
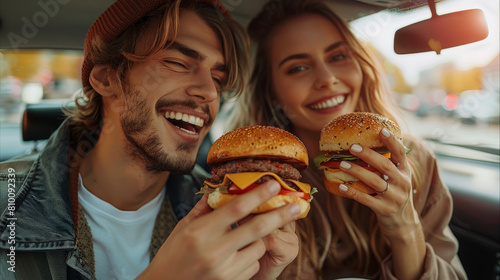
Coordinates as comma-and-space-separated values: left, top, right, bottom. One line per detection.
119, 91, 200, 174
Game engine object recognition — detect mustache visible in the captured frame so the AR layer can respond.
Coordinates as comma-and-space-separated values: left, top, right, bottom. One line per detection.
155, 99, 214, 125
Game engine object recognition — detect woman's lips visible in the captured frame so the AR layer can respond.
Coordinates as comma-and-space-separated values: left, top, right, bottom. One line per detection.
308, 95, 346, 110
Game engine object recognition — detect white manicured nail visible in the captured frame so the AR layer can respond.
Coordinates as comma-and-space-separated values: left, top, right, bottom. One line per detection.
382, 128, 391, 138
351, 144, 362, 153
340, 161, 352, 169
339, 184, 348, 192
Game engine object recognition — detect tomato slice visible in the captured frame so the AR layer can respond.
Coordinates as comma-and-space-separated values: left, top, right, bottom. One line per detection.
226, 183, 310, 200
320, 160, 377, 172
279, 190, 310, 200
320, 161, 341, 169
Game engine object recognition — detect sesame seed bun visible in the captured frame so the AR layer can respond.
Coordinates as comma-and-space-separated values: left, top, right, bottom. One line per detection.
320, 112, 402, 152
318, 112, 401, 196
322, 168, 382, 197
208, 190, 310, 219
207, 125, 309, 169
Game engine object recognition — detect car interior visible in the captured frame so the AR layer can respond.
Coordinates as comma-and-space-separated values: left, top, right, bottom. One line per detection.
1, 0, 499, 279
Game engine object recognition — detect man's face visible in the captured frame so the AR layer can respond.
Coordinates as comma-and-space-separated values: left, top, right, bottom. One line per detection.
115, 10, 225, 173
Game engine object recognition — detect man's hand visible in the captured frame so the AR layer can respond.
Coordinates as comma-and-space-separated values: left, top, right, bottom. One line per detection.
138, 180, 301, 280
250, 221, 298, 280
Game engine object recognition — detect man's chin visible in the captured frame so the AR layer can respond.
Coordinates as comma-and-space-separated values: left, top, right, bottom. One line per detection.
146, 154, 196, 174
168, 163, 196, 175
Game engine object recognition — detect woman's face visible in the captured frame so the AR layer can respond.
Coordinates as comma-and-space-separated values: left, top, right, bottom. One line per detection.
269, 13, 363, 135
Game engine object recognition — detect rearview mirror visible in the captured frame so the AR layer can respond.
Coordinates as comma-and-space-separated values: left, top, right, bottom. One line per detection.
394, 0, 489, 55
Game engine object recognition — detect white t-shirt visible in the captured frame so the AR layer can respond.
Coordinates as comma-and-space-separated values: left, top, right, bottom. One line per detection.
78, 175, 165, 280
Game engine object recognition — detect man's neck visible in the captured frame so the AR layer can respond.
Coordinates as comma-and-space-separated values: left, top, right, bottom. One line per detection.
79, 137, 169, 211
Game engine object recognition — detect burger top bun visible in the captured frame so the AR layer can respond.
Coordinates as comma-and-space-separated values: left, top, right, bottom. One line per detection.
207, 125, 309, 169
320, 112, 402, 152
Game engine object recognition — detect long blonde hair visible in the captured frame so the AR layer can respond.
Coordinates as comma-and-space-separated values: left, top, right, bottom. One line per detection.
229, 0, 423, 278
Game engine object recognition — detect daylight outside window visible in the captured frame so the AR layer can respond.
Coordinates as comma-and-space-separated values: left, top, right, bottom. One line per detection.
348, 0, 499, 152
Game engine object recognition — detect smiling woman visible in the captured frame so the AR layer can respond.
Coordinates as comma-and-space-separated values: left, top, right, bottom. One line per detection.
224, 0, 487, 279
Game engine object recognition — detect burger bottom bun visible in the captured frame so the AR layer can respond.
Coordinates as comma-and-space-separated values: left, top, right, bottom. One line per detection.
323, 169, 376, 197
207, 190, 310, 219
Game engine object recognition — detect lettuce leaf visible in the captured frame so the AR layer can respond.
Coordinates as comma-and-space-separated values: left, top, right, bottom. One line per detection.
314, 146, 412, 168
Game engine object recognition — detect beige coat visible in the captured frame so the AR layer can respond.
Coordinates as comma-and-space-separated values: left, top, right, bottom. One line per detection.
282, 134, 467, 280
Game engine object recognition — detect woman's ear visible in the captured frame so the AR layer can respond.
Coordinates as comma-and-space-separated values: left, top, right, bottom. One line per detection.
89, 65, 117, 97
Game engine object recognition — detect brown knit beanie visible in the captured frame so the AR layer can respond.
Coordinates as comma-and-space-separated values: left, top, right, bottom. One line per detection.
81, 0, 230, 88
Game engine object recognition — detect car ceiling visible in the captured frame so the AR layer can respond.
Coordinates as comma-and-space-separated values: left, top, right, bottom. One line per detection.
0, 0, 413, 50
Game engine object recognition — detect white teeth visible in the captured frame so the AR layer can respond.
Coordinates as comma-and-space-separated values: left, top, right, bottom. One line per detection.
311, 95, 346, 110
165, 111, 204, 127
179, 127, 197, 134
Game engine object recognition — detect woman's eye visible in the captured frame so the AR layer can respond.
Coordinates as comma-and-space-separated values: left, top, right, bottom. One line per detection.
287, 65, 307, 74
329, 53, 349, 62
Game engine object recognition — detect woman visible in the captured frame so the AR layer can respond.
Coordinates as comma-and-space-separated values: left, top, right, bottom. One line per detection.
229, 0, 467, 279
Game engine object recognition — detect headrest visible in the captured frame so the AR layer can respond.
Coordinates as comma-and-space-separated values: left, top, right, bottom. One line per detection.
22, 102, 73, 141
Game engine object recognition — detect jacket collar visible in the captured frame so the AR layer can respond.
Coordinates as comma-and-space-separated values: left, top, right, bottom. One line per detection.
0, 120, 93, 250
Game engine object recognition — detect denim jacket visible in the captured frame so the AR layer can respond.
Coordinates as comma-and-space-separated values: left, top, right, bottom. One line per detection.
0, 121, 206, 279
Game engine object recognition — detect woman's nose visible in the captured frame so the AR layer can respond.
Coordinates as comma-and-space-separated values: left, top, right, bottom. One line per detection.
313, 63, 339, 90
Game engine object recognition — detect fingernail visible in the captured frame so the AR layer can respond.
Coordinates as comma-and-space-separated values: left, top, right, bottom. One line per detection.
351, 144, 362, 153
340, 161, 351, 169
339, 184, 348, 192
382, 128, 391, 138
268, 181, 280, 194
289, 203, 300, 216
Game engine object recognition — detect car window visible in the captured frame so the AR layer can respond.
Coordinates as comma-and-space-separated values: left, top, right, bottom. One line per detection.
0, 50, 83, 124
0, 50, 83, 160
348, 0, 499, 153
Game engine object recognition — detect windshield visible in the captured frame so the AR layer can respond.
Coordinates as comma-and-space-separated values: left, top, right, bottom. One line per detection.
349, 0, 499, 153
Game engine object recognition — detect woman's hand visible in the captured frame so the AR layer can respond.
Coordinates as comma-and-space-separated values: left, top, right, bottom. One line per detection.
138, 180, 301, 280
336, 127, 426, 280
337, 127, 417, 236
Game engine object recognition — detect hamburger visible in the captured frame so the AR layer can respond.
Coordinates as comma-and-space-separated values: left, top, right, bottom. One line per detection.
198, 125, 315, 219
314, 112, 409, 197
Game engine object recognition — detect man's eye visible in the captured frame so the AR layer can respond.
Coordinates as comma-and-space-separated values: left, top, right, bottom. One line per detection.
164, 60, 187, 69
213, 77, 223, 92
287, 65, 307, 74
213, 77, 222, 86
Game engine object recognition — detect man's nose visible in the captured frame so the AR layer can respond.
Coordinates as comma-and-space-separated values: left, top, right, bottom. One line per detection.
186, 69, 219, 102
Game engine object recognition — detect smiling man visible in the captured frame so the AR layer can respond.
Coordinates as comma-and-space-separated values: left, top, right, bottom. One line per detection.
0, 1, 301, 279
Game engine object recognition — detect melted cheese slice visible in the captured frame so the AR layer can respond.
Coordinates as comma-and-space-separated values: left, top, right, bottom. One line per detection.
204, 172, 311, 193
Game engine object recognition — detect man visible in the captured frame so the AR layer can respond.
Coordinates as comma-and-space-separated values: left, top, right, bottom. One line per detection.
0, 0, 300, 279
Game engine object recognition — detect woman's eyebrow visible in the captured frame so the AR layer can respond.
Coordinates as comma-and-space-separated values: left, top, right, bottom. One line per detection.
278, 41, 346, 67
279, 53, 308, 67
325, 41, 346, 53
